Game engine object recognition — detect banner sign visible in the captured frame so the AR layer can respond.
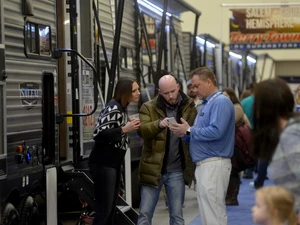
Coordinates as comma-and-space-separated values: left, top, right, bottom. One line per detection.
229, 7, 300, 50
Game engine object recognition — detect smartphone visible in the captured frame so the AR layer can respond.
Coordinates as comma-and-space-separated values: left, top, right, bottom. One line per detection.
167, 117, 176, 126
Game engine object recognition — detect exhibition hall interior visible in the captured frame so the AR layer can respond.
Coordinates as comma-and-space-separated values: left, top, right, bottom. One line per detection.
0, 0, 299, 225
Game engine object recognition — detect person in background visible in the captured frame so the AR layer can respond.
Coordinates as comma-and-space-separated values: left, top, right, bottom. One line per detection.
186, 79, 203, 191
241, 82, 260, 180
252, 78, 300, 224
186, 79, 203, 112
137, 75, 197, 225
295, 85, 300, 105
252, 186, 296, 225
295, 85, 300, 112
223, 88, 250, 128
241, 82, 256, 129
89, 77, 141, 225
222, 88, 250, 206
240, 89, 251, 101
170, 67, 235, 225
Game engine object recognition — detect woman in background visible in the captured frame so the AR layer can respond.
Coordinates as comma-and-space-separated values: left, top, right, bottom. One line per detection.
240, 89, 251, 101
252, 78, 300, 223
223, 88, 251, 128
295, 85, 300, 105
222, 88, 250, 205
89, 77, 140, 225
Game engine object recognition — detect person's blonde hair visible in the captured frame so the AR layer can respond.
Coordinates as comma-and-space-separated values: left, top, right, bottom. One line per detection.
256, 186, 296, 225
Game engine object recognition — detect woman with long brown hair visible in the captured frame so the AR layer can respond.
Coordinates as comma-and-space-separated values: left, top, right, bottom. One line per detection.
89, 77, 141, 225
223, 88, 250, 127
295, 85, 300, 107
252, 78, 300, 223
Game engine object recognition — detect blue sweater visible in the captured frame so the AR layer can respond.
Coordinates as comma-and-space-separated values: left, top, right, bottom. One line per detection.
189, 91, 235, 162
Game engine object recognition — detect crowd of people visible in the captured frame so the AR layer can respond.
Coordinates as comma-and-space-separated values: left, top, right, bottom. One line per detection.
88, 67, 300, 225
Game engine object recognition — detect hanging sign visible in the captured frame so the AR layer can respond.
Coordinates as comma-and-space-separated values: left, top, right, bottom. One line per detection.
229, 7, 300, 50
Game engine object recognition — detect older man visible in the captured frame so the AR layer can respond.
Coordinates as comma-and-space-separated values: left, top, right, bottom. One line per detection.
170, 67, 235, 225
137, 75, 197, 225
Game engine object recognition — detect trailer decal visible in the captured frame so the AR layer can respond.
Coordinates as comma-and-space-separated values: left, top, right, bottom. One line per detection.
19, 82, 41, 110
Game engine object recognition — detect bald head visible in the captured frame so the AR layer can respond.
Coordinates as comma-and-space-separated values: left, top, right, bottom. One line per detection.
158, 75, 177, 89
158, 75, 180, 105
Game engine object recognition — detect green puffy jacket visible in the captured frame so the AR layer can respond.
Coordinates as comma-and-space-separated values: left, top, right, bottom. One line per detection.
137, 91, 197, 188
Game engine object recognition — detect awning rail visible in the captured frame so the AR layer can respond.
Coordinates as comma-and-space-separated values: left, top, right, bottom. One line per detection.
143, 0, 201, 16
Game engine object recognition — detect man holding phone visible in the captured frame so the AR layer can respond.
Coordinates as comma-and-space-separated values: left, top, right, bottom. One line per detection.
137, 74, 197, 225
170, 67, 235, 225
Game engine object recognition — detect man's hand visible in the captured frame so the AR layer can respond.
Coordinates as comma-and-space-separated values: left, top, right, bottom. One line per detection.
159, 118, 169, 129
169, 118, 190, 137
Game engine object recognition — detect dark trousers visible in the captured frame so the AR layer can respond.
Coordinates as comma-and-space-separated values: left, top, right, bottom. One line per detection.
254, 160, 269, 189
244, 167, 254, 177
226, 168, 240, 205
89, 165, 121, 225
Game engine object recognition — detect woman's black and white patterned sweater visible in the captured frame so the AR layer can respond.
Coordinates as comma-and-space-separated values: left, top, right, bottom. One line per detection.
89, 99, 129, 169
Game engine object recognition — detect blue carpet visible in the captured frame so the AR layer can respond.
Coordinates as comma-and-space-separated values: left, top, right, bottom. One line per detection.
188, 177, 274, 225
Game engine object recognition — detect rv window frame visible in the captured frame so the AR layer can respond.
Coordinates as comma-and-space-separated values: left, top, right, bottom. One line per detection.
24, 19, 52, 60
0, 81, 6, 157
120, 46, 134, 70
141, 12, 157, 55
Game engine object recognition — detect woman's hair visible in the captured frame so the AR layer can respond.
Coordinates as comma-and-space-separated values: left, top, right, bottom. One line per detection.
240, 89, 251, 100
113, 77, 137, 107
223, 88, 241, 105
252, 78, 295, 161
189, 67, 218, 87
256, 186, 296, 225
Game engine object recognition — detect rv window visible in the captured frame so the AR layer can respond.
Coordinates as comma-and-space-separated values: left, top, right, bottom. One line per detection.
120, 47, 127, 68
39, 25, 51, 55
127, 49, 133, 69
25, 21, 51, 58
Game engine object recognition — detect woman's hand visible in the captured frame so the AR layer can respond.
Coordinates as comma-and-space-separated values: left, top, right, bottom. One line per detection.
122, 119, 140, 133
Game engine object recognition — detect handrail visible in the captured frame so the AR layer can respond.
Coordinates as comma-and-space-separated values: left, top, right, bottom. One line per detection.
53, 48, 104, 121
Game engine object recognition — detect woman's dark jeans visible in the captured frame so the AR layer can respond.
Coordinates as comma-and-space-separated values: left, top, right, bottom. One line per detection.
89, 165, 121, 225
254, 160, 269, 189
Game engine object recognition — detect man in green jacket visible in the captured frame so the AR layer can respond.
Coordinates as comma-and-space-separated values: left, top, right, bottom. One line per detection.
137, 75, 197, 225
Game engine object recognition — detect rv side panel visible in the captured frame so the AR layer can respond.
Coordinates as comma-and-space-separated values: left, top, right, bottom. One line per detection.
4, 0, 57, 174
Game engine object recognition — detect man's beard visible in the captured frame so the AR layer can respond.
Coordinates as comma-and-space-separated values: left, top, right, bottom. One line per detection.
188, 93, 197, 98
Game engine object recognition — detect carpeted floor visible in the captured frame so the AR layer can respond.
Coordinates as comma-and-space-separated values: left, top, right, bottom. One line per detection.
188, 176, 274, 225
